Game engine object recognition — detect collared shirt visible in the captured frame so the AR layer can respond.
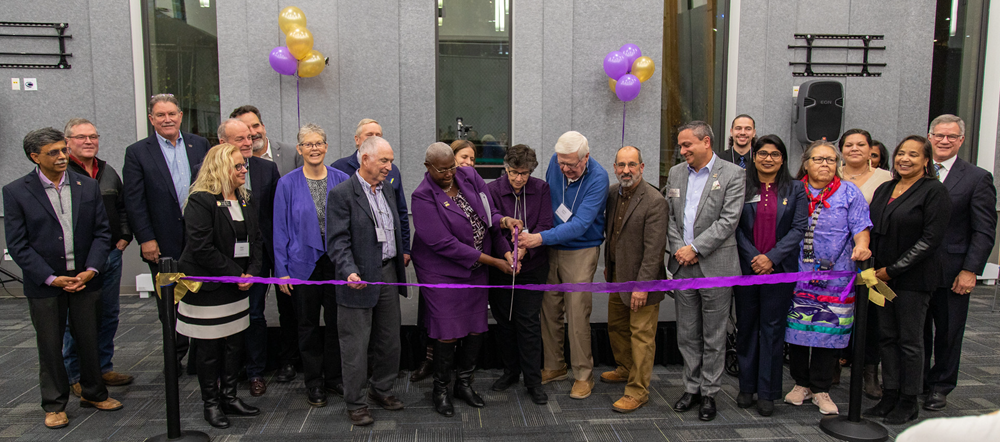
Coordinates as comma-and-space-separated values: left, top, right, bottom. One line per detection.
260, 138, 274, 162
243, 158, 252, 191
69, 155, 99, 179
355, 172, 396, 261
155, 131, 191, 209
684, 154, 718, 249
936, 155, 958, 183
38, 169, 74, 275
607, 183, 638, 264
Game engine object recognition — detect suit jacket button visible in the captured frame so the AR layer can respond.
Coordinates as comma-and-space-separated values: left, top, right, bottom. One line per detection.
58, 237, 63, 240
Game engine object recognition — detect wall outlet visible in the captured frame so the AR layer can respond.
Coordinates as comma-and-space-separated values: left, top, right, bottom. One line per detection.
792, 85, 800, 98
23, 78, 37, 91
11, 78, 19, 90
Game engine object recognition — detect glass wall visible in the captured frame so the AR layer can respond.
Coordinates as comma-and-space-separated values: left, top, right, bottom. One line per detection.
436, 0, 511, 178
142, 0, 221, 144
660, 0, 729, 186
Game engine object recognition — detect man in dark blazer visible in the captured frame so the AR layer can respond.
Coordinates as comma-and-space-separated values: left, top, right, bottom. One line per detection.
327, 136, 407, 427
3, 128, 122, 429
331, 118, 411, 266
219, 118, 280, 396
601, 146, 668, 414
123, 94, 209, 370
230, 105, 303, 176
922, 114, 998, 411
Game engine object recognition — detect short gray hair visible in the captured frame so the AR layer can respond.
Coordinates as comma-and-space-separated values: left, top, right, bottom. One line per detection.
148, 93, 180, 114
928, 114, 965, 136
359, 135, 390, 159
217, 118, 248, 142
554, 131, 589, 158
297, 123, 327, 144
677, 121, 715, 147
425, 142, 454, 163
797, 140, 843, 179
23, 127, 65, 162
64, 118, 95, 137
504, 144, 538, 172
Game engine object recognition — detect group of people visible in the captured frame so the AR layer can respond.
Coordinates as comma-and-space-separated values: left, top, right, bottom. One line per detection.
3, 91, 996, 431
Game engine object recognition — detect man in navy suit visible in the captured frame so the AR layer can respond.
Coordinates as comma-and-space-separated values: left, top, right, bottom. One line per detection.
331, 118, 411, 266
219, 118, 280, 396
922, 114, 998, 411
123, 93, 209, 371
3, 128, 123, 429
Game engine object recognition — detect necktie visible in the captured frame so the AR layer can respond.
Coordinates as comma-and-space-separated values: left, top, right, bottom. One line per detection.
739, 155, 746, 169
934, 163, 943, 180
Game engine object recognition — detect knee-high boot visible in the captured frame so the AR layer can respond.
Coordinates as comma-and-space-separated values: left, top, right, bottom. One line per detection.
433, 340, 457, 417
220, 334, 259, 417
196, 338, 229, 429
453, 334, 485, 408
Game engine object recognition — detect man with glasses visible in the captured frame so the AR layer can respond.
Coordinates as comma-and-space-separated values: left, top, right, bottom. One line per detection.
922, 114, 997, 411
4, 128, 123, 429
123, 94, 210, 373
601, 146, 668, 413
218, 119, 281, 397
518, 131, 608, 400
60, 119, 134, 398
665, 121, 744, 421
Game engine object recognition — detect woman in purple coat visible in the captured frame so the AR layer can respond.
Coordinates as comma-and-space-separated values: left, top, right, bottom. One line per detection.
412, 142, 516, 417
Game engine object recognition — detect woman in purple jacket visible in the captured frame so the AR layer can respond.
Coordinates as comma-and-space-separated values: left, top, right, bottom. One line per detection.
412, 142, 516, 417
486, 144, 553, 405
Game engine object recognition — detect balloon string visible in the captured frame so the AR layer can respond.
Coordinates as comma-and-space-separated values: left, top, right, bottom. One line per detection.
621, 101, 627, 147
296, 76, 301, 130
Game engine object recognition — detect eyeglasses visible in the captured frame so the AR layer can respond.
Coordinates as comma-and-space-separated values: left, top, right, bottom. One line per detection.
298, 142, 326, 149
557, 160, 583, 169
43, 147, 70, 157
755, 151, 782, 160
929, 133, 962, 142
68, 135, 100, 141
506, 168, 532, 178
614, 162, 641, 169
426, 162, 457, 174
808, 156, 838, 165
233, 163, 247, 171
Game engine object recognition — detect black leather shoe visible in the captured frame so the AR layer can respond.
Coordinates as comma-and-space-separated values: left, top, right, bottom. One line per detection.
492, 370, 520, 391
699, 397, 717, 421
757, 399, 774, 416
347, 407, 374, 426
527, 386, 548, 405
326, 383, 344, 397
737, 392, 755, 408
410, 358, 434, 383
307, 387, 327, 407
221, 398, 260, 416
923, 391, 947, 411
673, 392, 702, 412
275, 364, 296, 383
368, 390, 405, 410
204, 406, 230, 429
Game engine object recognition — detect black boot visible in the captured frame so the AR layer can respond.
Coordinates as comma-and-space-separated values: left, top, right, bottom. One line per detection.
410, 345, 434, 382
453, 334, 485, 408
884, 394, 919, 425
863, 388, 898, 418
432, 341, 457, 417
220, 334, 260, 417
863, 365, 882, 400
196, 339, 229, 429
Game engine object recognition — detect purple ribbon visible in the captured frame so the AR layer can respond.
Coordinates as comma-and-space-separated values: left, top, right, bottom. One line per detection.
180, 270, 855, 294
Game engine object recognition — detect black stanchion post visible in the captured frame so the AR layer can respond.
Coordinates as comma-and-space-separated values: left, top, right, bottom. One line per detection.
819, 259, 888, 442
149, 258, 209, 442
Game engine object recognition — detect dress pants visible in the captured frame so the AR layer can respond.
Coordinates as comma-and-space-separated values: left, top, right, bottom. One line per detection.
734, 282, 794, 401
788, 344, 838, 393
274, 282, 300, 368
879, 289, 931, 396
28, 289, 109, 412
148, 262, 189, 367
244, 282, 268, 379
295, 255, 341, 390
63, 248, 124, 382
338, 261, 401, 410
488, 262, 548, 388
923, 286, 972, 395
540, 247, 599, 382
606, 291, 659, 402
674, 264, 732, 397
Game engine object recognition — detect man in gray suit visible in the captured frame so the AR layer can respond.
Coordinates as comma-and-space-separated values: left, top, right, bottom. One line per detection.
665, 121, 745, 421
327, 136, 407, 426
231, 105, 303, 176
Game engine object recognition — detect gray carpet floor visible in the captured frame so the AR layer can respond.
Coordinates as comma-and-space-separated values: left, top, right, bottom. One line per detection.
1, 288, 998, 441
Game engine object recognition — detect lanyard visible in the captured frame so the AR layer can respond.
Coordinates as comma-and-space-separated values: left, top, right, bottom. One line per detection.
561, 172, 584, 215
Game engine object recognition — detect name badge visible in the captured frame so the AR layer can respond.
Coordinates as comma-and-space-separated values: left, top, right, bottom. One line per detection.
376, 227, 387, 243
234, 241, 250, 258
668, 188, 681, 198
479, 192, 493, 227
555, 203, 573, 223
748, 194, 761, 203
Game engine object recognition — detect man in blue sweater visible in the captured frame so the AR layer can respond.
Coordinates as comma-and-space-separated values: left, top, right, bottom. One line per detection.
519, 131, 608, 400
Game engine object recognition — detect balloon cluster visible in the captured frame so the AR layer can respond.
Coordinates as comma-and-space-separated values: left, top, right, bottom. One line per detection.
268, 7, 327, 78
603, 44, 655, 102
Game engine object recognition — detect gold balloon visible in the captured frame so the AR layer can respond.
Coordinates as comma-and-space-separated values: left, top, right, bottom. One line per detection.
631, 56, 655, 83
286, 26, 314, 60
297, 50, 326, 78
278, 6, 307, 35
608, 78, 617, 93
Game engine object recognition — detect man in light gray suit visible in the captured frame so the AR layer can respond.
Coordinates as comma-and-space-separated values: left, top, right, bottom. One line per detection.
664, 121, 744, 421
327, 136, 407, 427
231, 105, 303, 176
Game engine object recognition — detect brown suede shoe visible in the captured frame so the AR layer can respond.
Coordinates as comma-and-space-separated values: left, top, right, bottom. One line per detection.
45, 412, 68, 429
600, 367, 629, 384
80, 397, 123, 411
540, 368, 568, 385
612, 395, 646, 413
69, 383, 82, 398
569, 378, 595, 400
101, 371, 135, 386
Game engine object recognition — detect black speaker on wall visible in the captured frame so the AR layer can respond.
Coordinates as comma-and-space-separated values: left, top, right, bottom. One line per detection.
794, 80, 844, 144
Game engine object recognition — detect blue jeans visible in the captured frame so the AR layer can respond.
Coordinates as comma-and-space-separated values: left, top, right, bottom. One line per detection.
62, 248, 123, 382
244, 282, 268, 379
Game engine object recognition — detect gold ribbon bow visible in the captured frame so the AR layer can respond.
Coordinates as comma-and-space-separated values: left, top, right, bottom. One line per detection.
155, 273, 202, 304
857, 268, 897, 306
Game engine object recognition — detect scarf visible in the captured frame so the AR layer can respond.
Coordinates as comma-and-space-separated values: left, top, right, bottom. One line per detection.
801, 175, 841, 215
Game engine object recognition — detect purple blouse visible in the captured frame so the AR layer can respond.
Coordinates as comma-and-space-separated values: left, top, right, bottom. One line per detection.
753, 183, 778, 254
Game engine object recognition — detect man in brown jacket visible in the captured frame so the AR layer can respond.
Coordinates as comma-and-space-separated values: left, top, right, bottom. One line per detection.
601, 146, 669, 413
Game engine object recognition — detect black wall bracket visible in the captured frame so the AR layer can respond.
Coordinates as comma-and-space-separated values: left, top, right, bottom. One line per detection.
789, 34, 885, 77
0, 21, 73, 69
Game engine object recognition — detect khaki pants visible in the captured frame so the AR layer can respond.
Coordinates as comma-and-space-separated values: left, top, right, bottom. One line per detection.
540, 247, 599, 381
607, 293, 659, 402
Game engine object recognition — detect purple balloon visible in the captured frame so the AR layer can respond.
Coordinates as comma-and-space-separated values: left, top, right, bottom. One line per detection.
603, 51, 629, 80
269, 46, 297, 76
615, 74, 641, 102
619, 44, 642, 69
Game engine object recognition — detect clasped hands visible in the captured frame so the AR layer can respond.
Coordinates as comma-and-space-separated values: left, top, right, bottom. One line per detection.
51, 270, 96, 293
